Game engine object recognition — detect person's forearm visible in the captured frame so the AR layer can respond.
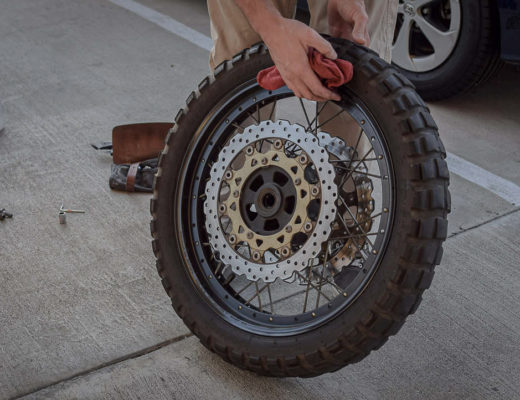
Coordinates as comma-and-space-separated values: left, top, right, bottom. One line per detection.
233, 0, 284, 41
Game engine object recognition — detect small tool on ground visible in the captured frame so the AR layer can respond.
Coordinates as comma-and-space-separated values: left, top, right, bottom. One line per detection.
59, 203, 85, 224
0, 209, 13, 221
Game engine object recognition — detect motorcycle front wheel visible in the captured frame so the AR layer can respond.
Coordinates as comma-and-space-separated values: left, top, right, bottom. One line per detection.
151, 38, 450, 377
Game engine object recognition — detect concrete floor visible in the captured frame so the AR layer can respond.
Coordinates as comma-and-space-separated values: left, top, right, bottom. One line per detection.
0, 0, 519, 399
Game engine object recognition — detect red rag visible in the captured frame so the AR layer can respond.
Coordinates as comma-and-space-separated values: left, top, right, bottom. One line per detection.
257, 48, 354, 91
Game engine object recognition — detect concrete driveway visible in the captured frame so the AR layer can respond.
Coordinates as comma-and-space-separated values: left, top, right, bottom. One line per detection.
0, 0, 519, 399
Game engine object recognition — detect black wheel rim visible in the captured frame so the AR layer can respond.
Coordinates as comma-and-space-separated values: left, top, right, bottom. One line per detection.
175, 80, 395, 336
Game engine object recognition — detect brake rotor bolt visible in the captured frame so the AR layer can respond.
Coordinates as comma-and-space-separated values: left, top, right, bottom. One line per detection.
304, 222, 313, 232
311, 186, 320, 196
219, 204, 227, 213
229, 234, 237, 244
224, 170, 233, 180
247, 232, 254, 239
299, 155, 308, 164
285, 225, 292, 233
273, 139, 283, 149
252, 251, 261, 261
295, 178, 302, 186
281, 247, 290, 257
261, 157, 268, 165
233, 190, 240, 198
246, 146, 254, 155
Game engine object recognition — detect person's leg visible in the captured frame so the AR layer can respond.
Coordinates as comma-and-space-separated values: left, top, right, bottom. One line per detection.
307, 0, 398, 62
364, 0, 399, 63
306, 0, 399, 153
208, 0, 297, 70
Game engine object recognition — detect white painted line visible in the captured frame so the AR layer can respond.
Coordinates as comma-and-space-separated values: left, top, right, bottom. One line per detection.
107, 0, 213, 51
446, 152, 520, 205
107, 0, 520, 206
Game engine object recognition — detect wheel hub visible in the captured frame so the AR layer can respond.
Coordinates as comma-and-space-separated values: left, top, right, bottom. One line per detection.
204, 120, 338, 282
241, 166, 296, 233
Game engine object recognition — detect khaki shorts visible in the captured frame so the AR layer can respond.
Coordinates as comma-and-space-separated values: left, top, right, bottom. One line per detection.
208, 0, 399, 69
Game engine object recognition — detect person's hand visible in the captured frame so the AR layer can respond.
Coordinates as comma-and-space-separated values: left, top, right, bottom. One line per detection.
328, 0, 370, 46
261, 18, 341, 102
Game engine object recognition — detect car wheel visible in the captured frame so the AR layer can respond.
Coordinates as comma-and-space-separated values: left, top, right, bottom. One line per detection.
392, 0, 502, 101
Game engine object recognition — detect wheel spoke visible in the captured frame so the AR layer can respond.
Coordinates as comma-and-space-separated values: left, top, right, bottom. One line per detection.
299, 98, 312, 129
214, 261, 224, 276
339, 196, 376, 250
332, 232, 378, 241
268, 100, 277, 121
302, 262, 313, 313
346, 130, 363, 171
340, 147, 375, 188
246, 110, 260, 124
315, 109, 346, 132
236, 280, 254, 296
232, 122, 246, 132
255, 281, 263, 311
256, 103, 261, 123
267, 283, 274, 314
297, 270, 332, 304
315, 244, 330, 309
336, 165, 383, 180
306, 102, 328, 132
335, 210, 370, 260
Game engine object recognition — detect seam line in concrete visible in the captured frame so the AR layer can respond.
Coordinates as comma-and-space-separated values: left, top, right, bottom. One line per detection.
9, 333, 193, 400
106, 0, 212, 51
447, 207, 520, 239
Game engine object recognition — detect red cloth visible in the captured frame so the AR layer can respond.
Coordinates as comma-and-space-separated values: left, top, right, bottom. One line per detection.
257, 48, 354, 91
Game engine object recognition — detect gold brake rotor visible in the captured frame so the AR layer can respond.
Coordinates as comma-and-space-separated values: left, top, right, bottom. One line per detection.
219, 139, 319, 261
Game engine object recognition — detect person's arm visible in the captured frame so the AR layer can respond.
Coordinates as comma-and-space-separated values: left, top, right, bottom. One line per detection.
234, 0, 341, 101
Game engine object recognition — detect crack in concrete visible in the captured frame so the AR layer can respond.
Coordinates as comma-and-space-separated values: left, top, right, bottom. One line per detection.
448, 207, 520, 239
10, 333, 193, 400
13, 207, 520, 399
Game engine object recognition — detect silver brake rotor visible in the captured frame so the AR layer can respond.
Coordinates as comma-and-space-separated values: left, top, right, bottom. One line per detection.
204, 120, 338, 282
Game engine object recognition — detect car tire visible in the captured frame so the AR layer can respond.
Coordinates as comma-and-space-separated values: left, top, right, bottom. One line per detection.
392, 0, 502, 101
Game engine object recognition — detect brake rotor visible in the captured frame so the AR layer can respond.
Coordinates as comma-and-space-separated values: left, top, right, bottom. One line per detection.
317, 132, 375, 272
204, 120, 338, 282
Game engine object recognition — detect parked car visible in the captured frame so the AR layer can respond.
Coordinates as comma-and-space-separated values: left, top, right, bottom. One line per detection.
392, 0, 520, 100
297, 0, 520, 100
